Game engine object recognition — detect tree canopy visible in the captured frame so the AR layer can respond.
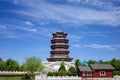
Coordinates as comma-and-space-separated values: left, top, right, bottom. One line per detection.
0, 58, 5, 71
75, 59, 80, 70
68, 66, 76, 73
88, 60, 96, 64
58, 60, 66, 71
22, 56, 44, 80
5, 58, 19, 71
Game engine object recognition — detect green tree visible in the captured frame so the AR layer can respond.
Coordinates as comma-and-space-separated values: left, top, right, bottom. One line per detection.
58, 60, 67, 76
0, 58, 5, 71
110, 58, 120, 71
0, 58, 2, 62
5, 58, 19, 71
23, 56, 44, 80
88, 60, 96, 64
99, 60, 103, 64
75, 59, 81, 76
58, 60, 66, 71
68, 66, 76, 73
75, 59, 80, 70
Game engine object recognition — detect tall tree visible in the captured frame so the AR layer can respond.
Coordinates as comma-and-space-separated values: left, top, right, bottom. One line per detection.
58, 60, 66, 71
75, 59, 80, 70
75, 59, 81, 76
5, 58, 19, 71
110, 58, 120, 71
23, 56, 44, 80
58, 60, 67, 76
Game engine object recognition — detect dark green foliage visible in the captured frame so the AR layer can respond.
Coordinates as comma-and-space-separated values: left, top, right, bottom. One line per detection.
58, 70, 67, 76
75, 59, 80, 70
47, 71, 77, 76
0, 58, 19, 71
68, 67, 77, 76
58, 60, 67, 76
58, 60, 66, 71
0, 58, 2, 62
109, 58, 120, 71
21, 74, 31, 80
113, 71, 120, 75
67, 72, 77, 76
47, 72, 58, 76
0, 58, 5, 71
88, 60, 96, 64
5, 58, 19, 71
68, 66, 76, 73
75, 59, 81, 76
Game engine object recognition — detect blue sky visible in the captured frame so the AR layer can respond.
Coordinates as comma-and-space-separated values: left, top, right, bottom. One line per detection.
0, 0, 120, 63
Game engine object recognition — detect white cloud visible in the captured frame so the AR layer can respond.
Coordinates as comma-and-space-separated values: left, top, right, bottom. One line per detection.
8, 24, 38, 32
68, 34, 82, 42
85, 43, 115, 50
0, 25, 7, 30
21, 27, 37, 32
73, 44, 81, 48
67, 0, 114, 8
25, 21, 34, 26
0, 23, 58, 39
12, 0, 19, 4
81, 31, 106, 37
12, 0, 120, 27
67, 0, 82, 3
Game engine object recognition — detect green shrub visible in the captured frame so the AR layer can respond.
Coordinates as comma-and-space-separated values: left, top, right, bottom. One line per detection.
68, 67, 76, 73
58, 71, 67, 76
21, 74, 31, 80
47, 71, 78, 76
113, 71, 120, 75
47, 72, 58, 76
67, 72, 77, 76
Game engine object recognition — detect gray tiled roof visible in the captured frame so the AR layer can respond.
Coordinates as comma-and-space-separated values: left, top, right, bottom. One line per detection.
90, 64, 115, 70
79, 66, 92, 71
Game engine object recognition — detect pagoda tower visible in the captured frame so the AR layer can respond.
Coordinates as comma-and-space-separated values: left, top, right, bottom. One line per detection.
47, 30, 73, 62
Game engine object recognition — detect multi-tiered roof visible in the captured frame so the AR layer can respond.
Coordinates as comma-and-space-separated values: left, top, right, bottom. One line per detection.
47, 31, 73, 62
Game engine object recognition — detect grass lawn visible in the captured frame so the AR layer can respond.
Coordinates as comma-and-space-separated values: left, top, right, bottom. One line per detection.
0, 76, 23, 80
0, 75, 29, 80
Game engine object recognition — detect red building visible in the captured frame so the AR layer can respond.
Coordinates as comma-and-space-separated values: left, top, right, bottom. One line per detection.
79, 64, 115, 78
47, 30, 73, 62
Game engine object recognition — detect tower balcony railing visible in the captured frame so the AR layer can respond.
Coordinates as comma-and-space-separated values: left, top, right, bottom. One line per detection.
50, 49, 69, 51
52, 38, 68, 40
50, 51, 70, 54
53, 36, 66, 38
51, 43, 68, 45
51, 56, 69, 58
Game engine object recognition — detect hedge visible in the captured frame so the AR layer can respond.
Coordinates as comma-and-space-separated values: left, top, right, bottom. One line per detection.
47, 71, 77, 76
113, 71, 120, 75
